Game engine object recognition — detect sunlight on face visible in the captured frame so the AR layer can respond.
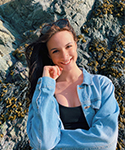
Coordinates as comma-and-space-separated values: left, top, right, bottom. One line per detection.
47, 30, 77, 70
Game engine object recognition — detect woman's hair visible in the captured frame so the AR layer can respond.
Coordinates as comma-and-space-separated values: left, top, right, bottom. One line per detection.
25, 18, 77, 100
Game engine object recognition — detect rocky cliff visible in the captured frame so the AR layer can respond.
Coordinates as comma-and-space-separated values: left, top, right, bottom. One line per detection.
0, 0, 125, 149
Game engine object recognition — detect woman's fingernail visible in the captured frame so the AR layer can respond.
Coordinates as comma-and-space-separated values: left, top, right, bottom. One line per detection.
59, 67, 63, 70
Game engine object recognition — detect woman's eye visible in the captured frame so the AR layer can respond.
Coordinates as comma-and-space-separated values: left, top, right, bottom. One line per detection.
67, 45, 72, 49
52, 50, 58, 53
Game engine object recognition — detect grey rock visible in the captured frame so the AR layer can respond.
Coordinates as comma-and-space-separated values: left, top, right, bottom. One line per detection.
77, 48, 90, 69
0, 0, 12, 5
10, 61, 29, 82
77, 35, 91, 52
73, 13, 86, 27
0, 18, 22, 74
91, 29, 104, 41
0, 0, 125, 150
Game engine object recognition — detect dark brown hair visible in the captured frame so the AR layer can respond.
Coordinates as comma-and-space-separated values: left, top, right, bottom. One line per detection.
25, 19, 77, 100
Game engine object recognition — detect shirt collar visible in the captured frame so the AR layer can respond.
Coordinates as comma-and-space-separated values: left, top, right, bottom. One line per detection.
81, 68, 93, 85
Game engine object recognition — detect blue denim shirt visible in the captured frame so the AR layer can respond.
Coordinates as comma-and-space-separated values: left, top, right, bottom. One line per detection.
27, 68, 119, 150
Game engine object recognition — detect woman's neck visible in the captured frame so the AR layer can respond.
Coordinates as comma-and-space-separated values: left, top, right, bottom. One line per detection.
57, 65, 83, 84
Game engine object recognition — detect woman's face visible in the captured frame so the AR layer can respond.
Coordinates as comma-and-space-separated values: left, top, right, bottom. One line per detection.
47, 30, 77, 71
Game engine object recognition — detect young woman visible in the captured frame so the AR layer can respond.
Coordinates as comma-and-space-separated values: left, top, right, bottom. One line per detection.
26, 19, 119, 150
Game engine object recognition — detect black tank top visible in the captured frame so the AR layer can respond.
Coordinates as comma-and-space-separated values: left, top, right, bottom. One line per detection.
59, 103, 89, 130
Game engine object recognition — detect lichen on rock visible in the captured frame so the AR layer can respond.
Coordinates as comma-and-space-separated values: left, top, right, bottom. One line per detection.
0, 0, 125, 150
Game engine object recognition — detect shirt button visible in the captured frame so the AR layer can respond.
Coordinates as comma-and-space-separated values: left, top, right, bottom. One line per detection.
37, 81, 41, 84
79, 87, 84, 89
84, 106, 90, 109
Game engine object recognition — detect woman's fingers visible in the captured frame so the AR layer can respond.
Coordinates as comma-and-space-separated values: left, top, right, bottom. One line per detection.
54, 66, 63, 80
42, 66, 63, 80
49, 66, 62, 80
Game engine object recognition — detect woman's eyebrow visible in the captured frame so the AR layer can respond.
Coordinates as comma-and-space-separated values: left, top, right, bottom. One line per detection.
50, 42, 73, 51
65, 42, 73, 46
50, 48, 57, 51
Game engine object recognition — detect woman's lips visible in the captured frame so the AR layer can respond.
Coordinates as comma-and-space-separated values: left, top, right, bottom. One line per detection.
61, 57, 72, 65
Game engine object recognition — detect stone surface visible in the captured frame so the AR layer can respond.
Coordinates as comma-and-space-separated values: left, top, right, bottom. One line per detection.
0, 0, 125, 150
0, 0, 95, 35
0, 20, 16, 73
0, 0, 11, 5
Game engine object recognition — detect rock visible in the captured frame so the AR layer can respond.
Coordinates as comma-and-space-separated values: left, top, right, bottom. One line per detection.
0, 0, 11, 5
79, 36, 92, 52
0, 46, 13, 73
73, 13, 85, 27
91, 29, 104, 40
10, 61, 29, 82
77, 48, 90, 69
0, 116, 29, 150
0, 19, 22, 74
0, 0, 125, 150
0, 0, 95, 35
0, 0, 53, 34
6, 60, 12, 67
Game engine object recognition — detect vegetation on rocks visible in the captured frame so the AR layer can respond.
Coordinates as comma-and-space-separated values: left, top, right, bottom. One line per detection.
0, 0, 125, 149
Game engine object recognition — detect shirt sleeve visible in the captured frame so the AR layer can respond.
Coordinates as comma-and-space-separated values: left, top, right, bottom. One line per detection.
27, 77, 63, 150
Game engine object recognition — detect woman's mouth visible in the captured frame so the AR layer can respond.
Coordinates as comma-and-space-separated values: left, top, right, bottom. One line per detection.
61, 57, 72, 65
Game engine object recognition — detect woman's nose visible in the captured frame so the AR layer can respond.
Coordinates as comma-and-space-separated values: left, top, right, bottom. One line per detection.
61, 50, 69, 61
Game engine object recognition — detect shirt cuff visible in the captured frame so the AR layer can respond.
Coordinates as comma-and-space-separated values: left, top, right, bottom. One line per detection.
36, 76, 56, 90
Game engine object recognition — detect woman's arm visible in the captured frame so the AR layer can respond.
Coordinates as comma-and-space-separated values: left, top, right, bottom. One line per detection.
27, 65, 63, 149
27, 77, 63, 150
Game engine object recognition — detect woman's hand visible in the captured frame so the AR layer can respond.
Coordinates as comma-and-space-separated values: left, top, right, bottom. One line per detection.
42, 66, 63, 80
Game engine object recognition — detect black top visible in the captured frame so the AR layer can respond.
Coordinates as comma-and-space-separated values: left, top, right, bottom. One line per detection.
59, 103, 89, 130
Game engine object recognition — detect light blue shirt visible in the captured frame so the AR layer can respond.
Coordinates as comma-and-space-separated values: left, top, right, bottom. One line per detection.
27, 68, 119, 150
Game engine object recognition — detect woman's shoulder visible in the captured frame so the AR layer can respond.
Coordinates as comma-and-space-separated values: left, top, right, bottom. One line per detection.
82, 68, 113, 86
93, 74, 112, 84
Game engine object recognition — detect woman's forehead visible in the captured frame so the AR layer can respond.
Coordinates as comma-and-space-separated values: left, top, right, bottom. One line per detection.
49, 31, 74, 42
47, 31, 75, 48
